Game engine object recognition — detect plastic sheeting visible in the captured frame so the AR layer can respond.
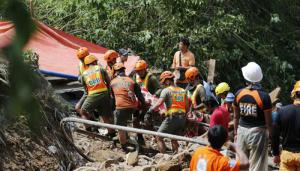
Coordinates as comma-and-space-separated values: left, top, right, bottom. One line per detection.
0, 21, 139, 79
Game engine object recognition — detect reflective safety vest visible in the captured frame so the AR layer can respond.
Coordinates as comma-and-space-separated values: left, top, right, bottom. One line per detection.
79, 61, 88, 75
135, 73, 151, 90
82, 65, 108, 95
167, 86, 187, 115
189, 84, 204, 106
105, 65, 114, 79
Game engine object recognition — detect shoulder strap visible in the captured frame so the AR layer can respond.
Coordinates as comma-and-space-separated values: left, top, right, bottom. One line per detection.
179, 52, 182, 67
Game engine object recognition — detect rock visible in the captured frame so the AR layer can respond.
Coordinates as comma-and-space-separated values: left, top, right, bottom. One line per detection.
156, 160, 181, 171
172, 150, 191, 163
141, 165, 156, 171
113, 164, 125, 171
126, 150, 139, 166
100, 159, 119, 170
157, 154, 172, 165
131, 165, 156, 171
138, 155, 155, 165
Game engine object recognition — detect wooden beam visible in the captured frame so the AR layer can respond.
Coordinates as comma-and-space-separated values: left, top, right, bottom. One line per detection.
204, 59, 216, 83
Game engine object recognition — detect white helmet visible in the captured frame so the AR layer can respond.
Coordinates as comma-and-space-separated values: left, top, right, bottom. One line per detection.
241, 62, 263, 83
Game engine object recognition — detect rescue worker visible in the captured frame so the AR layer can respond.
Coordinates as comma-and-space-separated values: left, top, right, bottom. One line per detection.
205, 96, 230, 133
185, 67, 206, 110
75, 47, 89, 114
134, 60, 160, 95
190, 125, 249, 171
184, 67, 207, 137
171, 37, 195, 89
215, 82, 230, 105
223, 92, 235, 114
272, 80, 300, 170
103, 49, 119, 79
233, 62, 272, 171
80, 54, 115, 136
147, 71, 188, 153
110, 62, 147, 151
134, 60, 160, 132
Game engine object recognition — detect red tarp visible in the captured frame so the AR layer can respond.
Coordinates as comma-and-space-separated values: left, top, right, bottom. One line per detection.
0, 21, 139, 79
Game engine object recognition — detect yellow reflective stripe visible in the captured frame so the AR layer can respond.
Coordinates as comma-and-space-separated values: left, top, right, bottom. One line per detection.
144, 73, 151, 89
88, 87, 108, 95
191, 84, 203, 105
79, 62, 85, 74
167, 108, 186, 115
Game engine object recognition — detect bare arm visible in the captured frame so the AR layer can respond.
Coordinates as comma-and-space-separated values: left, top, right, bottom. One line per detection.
134, 83, 146, 107
228, 142, 249, 170
171, 53, 177, 69
233, 106, 239, 140
264, 110, 273, 138
150, 98, 165, 112
189, 53, 195, 67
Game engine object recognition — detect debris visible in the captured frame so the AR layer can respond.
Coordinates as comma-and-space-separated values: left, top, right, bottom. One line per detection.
126, 150, 139, 166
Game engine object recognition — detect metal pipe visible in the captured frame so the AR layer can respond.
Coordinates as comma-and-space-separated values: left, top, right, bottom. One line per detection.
61, 117, 209, 146
60, 117, 279, 169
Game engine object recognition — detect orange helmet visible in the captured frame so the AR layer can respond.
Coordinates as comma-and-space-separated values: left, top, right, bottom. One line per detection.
77, 47, 89, 59
185, 67, 199, 80
104, 50, 119, 62
135, 60, 147, 71
291, 80, 300, 98
113, 62, 125, 71
84, 54, 97, 65
159, 71, 175, 83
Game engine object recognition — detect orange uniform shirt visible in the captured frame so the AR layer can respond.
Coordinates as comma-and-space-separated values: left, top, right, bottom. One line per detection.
111, 76, 138, 109
190, 146, 240, 171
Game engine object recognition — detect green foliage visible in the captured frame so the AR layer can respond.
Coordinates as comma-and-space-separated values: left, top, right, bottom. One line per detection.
23, 0, 300, 103
0, 0, 42, 133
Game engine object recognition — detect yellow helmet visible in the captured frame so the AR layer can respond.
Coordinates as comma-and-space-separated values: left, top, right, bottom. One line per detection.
215, 82, 230, 96
84, 54, 97, 65
291, 80, 300, 98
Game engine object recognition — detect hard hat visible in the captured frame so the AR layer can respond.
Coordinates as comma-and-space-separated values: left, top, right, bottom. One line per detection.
159, 71, 175, 83
135, 60, 147, 71
241, 62, 263, 83
185, 67, 199, 80
225, 92, 235, 102
113, 62, 125, 71
77, 47, 89, 59
291, 80, 300, 98
104, 50, 119, 62
84, 54, 97, 65
215, 82, 230, 96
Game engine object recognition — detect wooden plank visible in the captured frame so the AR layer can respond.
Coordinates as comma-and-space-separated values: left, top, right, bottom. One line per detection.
269, 87, 281, 104
205, 59, 216, 83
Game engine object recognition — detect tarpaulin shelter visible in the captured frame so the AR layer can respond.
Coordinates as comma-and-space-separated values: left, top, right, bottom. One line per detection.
0, 21, 139, 79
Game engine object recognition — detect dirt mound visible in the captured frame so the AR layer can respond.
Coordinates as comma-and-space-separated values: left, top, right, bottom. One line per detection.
0, 118, 59, 170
